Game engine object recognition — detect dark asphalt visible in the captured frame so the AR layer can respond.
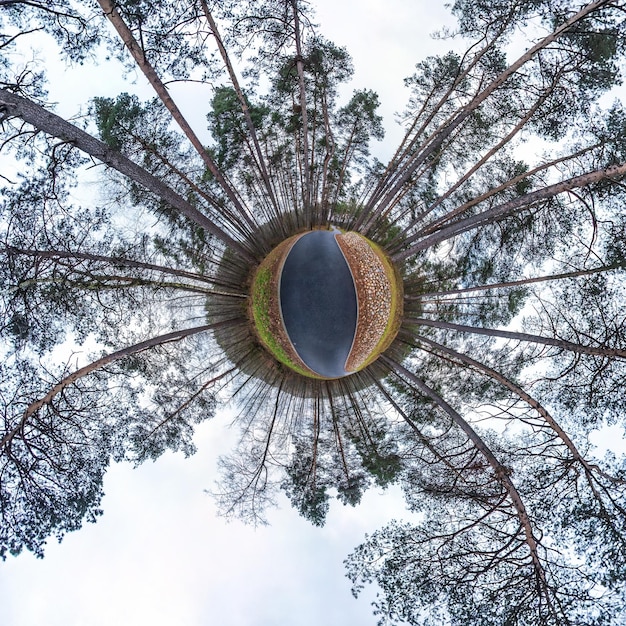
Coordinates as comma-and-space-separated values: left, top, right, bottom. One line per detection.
279, 230, 357, 378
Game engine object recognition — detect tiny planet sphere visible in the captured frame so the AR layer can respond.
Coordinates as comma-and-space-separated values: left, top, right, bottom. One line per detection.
251, 229, 403, 379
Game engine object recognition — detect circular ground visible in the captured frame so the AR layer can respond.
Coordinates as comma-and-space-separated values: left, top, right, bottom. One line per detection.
250, 228, 403, 379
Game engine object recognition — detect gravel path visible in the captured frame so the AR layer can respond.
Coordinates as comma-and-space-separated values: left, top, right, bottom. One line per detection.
336, 232, 392, 372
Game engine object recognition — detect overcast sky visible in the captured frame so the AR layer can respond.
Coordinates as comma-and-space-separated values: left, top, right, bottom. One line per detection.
3, 2, 624, 625
0, 2, 457, 625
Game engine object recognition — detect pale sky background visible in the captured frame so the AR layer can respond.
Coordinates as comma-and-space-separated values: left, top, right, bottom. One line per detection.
1, 2, 624, 625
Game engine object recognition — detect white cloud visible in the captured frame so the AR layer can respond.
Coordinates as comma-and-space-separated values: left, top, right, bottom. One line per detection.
1, 412, 414, 626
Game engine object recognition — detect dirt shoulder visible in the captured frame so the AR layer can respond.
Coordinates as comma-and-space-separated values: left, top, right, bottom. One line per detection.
336, 232, 403, 373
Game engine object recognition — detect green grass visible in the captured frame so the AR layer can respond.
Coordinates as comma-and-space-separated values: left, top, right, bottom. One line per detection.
251, 265, 316, 378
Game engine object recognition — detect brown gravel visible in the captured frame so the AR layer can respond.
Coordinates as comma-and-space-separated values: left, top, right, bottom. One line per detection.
336, 232, 392, 372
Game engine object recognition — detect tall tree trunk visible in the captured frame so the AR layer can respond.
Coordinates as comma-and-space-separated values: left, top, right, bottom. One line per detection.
393, 161, 626, 263
405, 316, 626, 358
12, 274, 233, 296
358, 15, 516, 227
1, 318, 241, 453
0, 89, 256, 261
408, 333, 595, 470
362, 0, 613, 233
95, 0, 258, 234
411, 143, 602, 243
409, 262, 625, 299
380, 354, 554, 609
291, 0, 312, 219
200, 0, 281, 223
388, 87, 555, 249
367, 372, 461, 471
3, 245, 245, 292
121, 123, 256, 240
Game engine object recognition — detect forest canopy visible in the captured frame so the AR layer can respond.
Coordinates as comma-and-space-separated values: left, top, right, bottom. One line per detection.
1, 0, 626, 624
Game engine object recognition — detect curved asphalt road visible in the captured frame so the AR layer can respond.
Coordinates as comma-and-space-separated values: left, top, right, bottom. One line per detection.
279, 230, 357, 378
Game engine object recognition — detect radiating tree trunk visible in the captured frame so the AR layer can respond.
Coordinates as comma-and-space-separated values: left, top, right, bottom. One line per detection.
3, 245, 246, 292
390, 88, 554, 246
410, 262, 625, 299
405, 316, 626, 358
357, 16, 514, 228
0, 88, 256, 261
409, 142, 603, 244
1, 318, 241, 452
200, 0, 282, 224
408, 333, 595, 467
363, 0, 614, 233
95, 0, 258, 235
291, 0, 312, 218
380, 354, 555, 610
120, 123, 256, 240
393, 161, 626, 262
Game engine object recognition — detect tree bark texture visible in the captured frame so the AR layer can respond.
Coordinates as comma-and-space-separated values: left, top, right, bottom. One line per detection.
0, 88, 256, 261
